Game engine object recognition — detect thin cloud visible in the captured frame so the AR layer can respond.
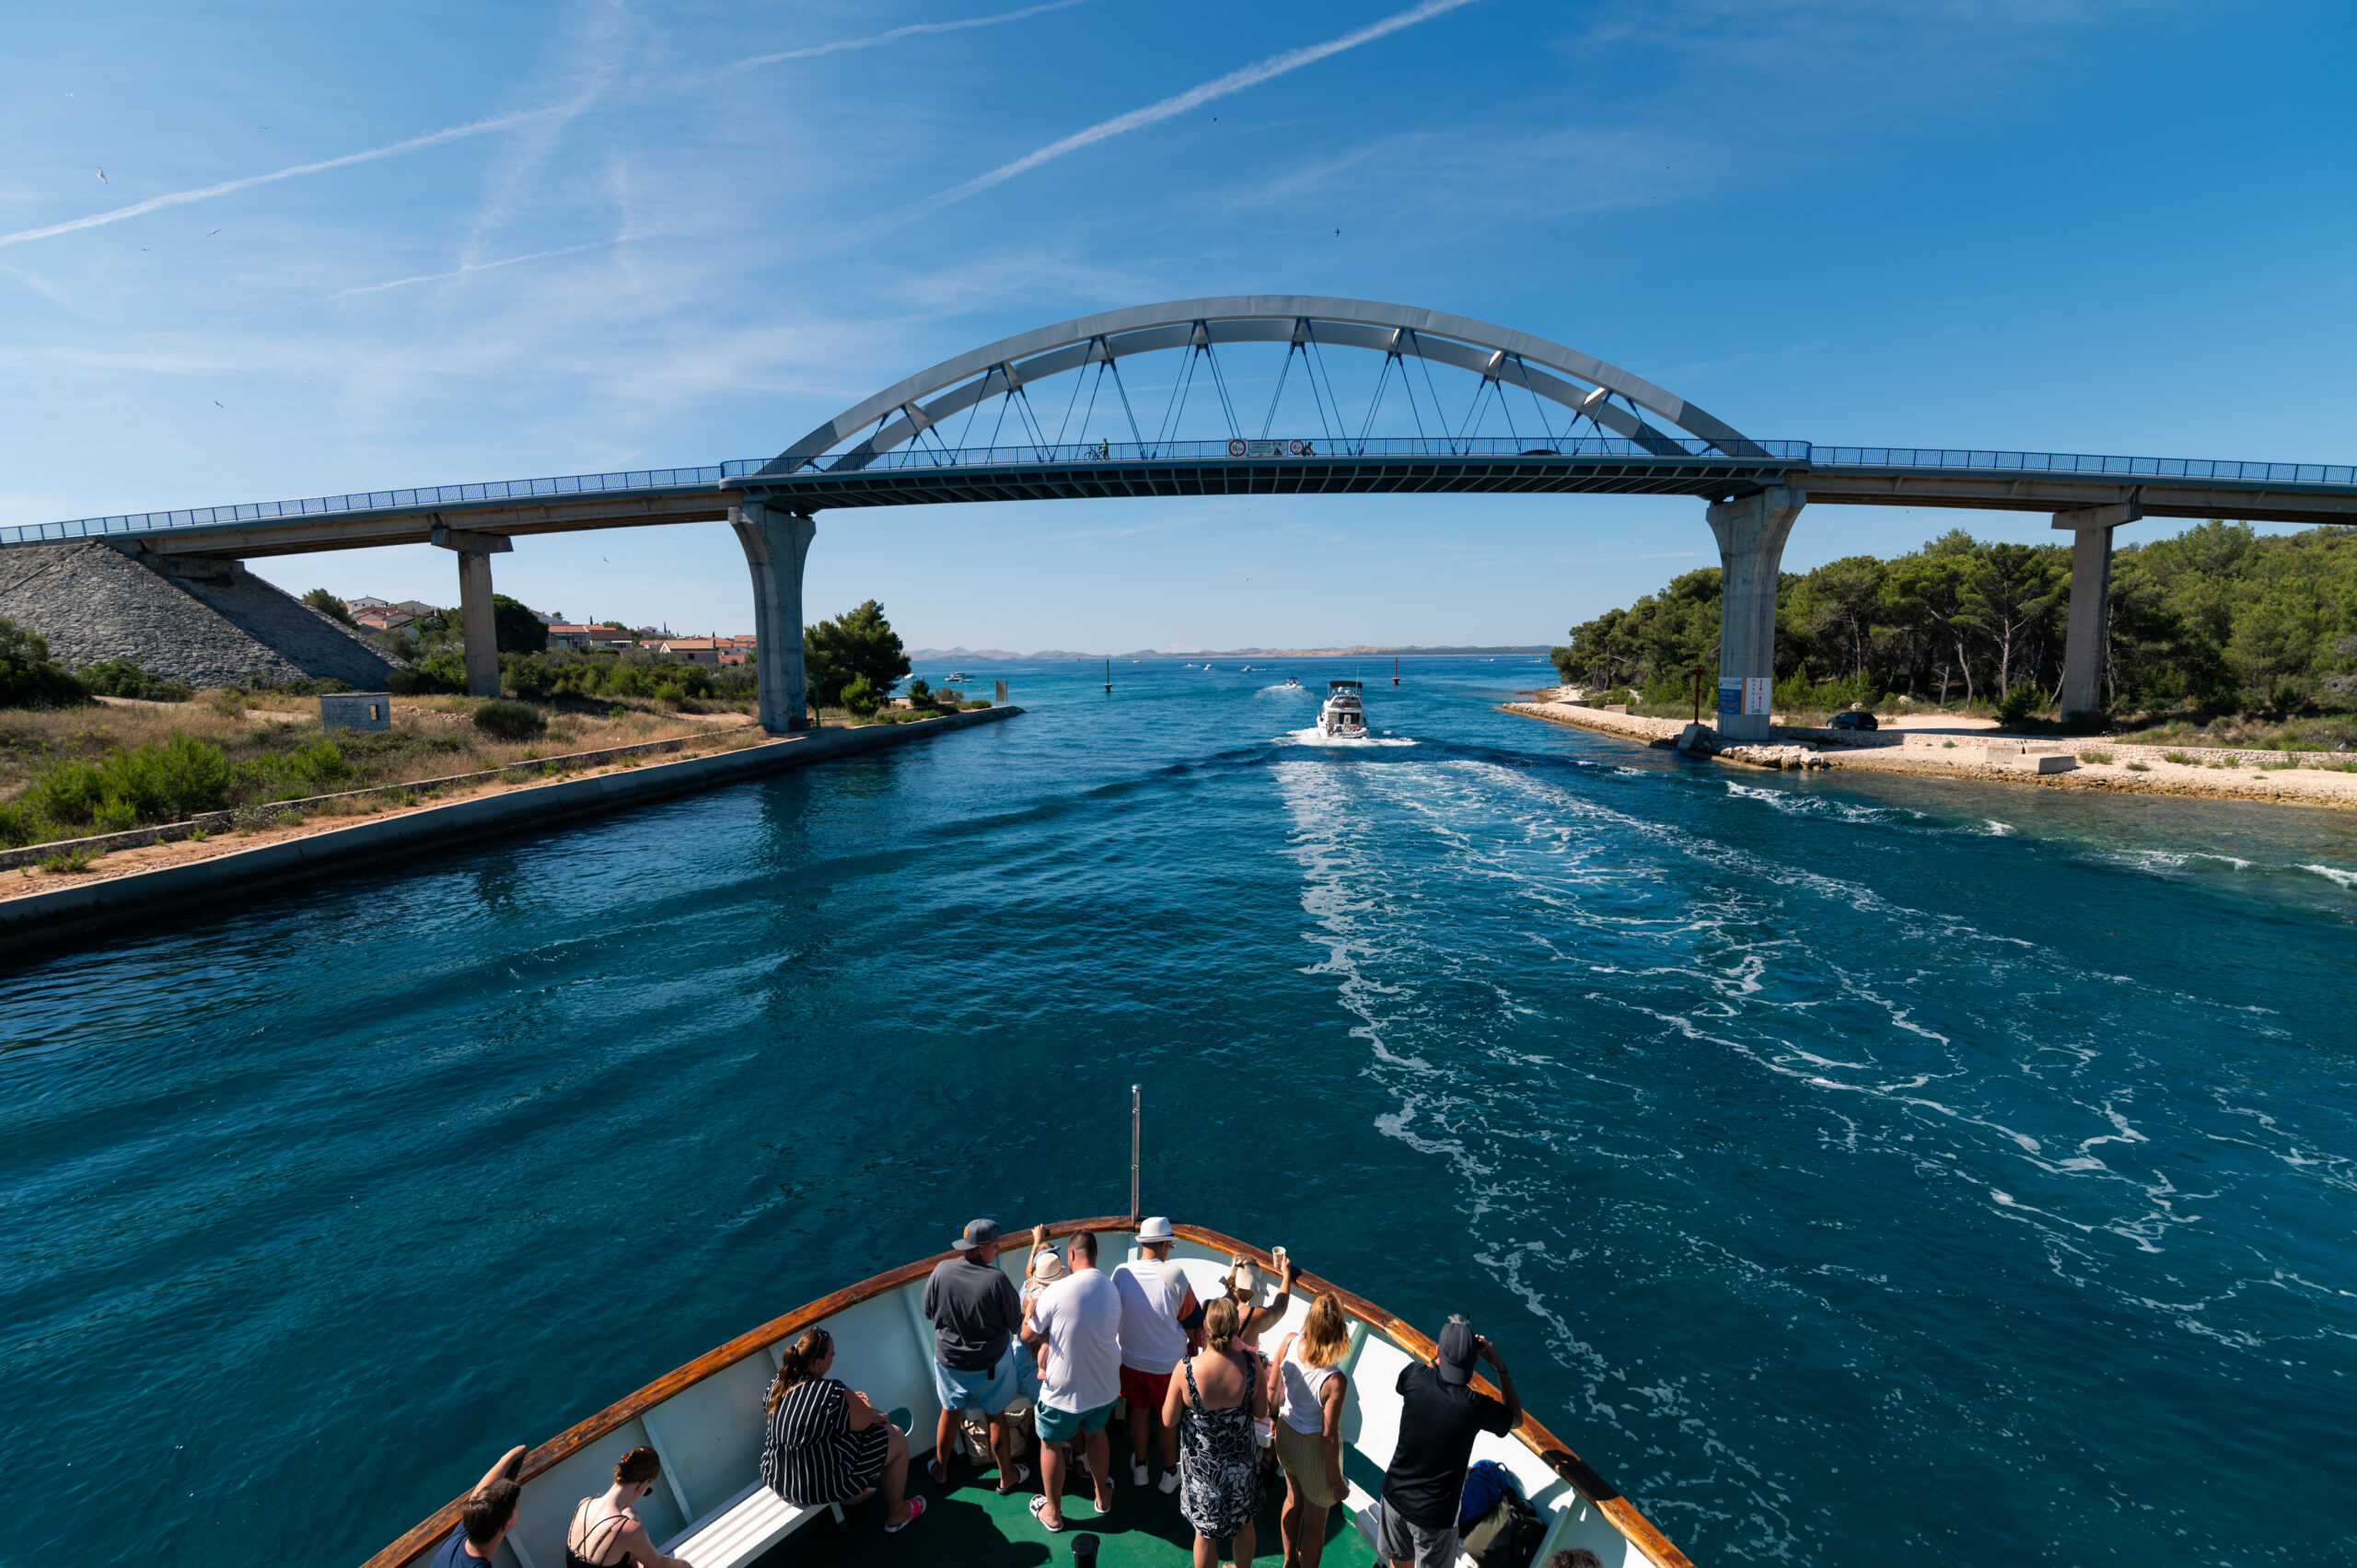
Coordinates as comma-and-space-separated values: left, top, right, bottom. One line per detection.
888, 0, 1481, 227
726, 0, 1097, 72
0, 109, 560, 250
239, 238, 631, 319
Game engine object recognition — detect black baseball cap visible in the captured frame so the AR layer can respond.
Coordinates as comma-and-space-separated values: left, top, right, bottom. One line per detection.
954, 1218, 1001, 1252
1435, 1320, 1477, 1386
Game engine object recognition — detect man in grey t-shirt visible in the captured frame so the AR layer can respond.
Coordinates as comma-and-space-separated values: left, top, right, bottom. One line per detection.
921, 1219, 1037, 1487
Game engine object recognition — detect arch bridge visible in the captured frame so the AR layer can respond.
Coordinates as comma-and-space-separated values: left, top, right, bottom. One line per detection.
9, 295, 2355, 738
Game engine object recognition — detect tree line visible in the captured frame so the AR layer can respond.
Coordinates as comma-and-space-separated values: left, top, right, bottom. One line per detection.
1550, 522, 2357, 718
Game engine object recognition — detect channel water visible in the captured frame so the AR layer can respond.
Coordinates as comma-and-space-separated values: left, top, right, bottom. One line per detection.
3, 656, 2352, 1566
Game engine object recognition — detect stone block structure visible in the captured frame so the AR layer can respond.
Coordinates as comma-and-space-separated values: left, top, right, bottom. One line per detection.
0, 541, 405, 689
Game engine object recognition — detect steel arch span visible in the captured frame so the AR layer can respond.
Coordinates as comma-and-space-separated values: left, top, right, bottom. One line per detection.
765, 295, 1766, 471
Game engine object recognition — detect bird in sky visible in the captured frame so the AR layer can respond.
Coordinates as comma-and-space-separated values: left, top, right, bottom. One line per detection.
213, 401, 224, 408
206, 228, 220, 237
141, 247, 149, 251
96, 168, 106, 183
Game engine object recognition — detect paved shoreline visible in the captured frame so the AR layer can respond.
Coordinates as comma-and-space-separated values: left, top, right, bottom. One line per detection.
1500, 701, 2357, 810
0, 705, 1020, 957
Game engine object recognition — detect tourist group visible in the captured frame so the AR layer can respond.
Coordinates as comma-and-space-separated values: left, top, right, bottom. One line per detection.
428, 1218, 1606, 1568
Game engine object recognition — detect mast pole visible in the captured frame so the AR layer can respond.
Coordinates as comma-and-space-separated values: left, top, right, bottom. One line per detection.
1130, 1084, 1141, 1224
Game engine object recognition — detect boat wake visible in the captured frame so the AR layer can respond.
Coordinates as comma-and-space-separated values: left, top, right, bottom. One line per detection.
1279, 726, 1416, 748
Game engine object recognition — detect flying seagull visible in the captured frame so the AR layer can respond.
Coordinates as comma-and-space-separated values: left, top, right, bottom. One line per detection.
97, 168, 106, 183
213, 401, 224, 408
206, 227, 220, 237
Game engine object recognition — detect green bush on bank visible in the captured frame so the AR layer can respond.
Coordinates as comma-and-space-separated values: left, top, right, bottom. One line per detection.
78, 657, 192, 703
0, 618, 92, 710
23, 733, 233, 831
473, 700, 547, 741
840, 674, 880, 716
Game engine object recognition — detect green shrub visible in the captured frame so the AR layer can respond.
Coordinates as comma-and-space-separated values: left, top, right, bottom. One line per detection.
905, 677, 933, 707
40, 847, 93, 874
0, 618, 92, 709
302, 588, 356, 626
79, 658, 192, 703
2077, 750, 2113, 764
2163, 749, 2194, 765
963, 699, 990, 711
474, 700, 547, 741
238, 738, 352, 800
0, 802, 37, 849
2126, 761, 2152, 772
841, 674, 880, 717
26, 734, 229, 826
1994, 686, 2041, 726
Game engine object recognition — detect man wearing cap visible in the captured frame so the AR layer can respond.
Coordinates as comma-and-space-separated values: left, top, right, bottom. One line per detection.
922, 1219, 1036, 1491
1112, 1215, 1199, 1494
1376, 1317, 1521, 1568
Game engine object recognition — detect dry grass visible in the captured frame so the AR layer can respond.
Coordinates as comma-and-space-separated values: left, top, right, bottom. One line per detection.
0, 690, 758, 809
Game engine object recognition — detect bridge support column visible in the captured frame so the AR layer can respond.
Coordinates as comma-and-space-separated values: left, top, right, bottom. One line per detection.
430, 523, 514, 698
732, 503, 818, 734
2054, 502, 2139, 718
1706, 486, 1805, 743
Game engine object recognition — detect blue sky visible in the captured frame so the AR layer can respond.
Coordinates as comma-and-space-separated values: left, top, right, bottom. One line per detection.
5, 0, 2351, 650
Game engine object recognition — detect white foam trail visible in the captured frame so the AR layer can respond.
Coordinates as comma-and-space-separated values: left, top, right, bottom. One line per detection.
1278, 727, 1416, 749
2300, 863, 2357, 889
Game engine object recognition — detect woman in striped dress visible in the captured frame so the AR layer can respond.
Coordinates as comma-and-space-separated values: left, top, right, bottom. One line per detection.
760, 1328, 925, 1533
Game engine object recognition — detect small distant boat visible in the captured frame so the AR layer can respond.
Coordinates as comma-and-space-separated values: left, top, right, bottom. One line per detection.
1319, 679, 1368, 739
947, 671, 969, 681
1283, 677, 1303, 690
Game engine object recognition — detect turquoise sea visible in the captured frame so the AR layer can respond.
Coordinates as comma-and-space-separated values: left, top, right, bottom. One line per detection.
4, 656, 2353, 1566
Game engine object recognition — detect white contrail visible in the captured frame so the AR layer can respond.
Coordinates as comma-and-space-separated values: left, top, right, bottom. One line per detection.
897, 0, 1480, 223
727, 0, 1096, 71
239, 238, 625, 319
0, 109, 560, 250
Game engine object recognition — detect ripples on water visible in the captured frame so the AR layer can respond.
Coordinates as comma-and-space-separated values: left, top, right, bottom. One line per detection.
3, 658, 2353, 1566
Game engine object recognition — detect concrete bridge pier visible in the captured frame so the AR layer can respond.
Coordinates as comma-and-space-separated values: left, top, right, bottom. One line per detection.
431, 523, 513, 697
2054, 501, 2139, 717
1707, 485, 1805, 742
732, 502, 818, 733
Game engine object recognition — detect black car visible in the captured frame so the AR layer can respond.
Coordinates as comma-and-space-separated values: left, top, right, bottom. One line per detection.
1828, 710, 1879, 731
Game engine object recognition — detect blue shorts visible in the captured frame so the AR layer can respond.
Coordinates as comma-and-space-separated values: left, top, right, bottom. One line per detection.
931, 1344, 1039, 1413
1035, 1400, 1115, 1444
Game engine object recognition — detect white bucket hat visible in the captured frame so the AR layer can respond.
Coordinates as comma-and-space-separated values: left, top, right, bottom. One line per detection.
1138, 1215, 1176, 1242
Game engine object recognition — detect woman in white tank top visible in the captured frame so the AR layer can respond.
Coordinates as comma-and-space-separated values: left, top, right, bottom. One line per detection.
1270, 1291, 1353, 1568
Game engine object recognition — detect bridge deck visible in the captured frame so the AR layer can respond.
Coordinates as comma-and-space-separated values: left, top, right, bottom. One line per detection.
6, 438, 2352, 557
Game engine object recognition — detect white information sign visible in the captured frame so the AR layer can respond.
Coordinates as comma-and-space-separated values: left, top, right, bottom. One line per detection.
1745, 677, 1771, 715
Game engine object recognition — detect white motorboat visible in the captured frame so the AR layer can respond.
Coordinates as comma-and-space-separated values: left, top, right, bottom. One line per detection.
364, 1220, 1687, 1568
1318, 679, 1369, 739
1283, 677, 1303, 690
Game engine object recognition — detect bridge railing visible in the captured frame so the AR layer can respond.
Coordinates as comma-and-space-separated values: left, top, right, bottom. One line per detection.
8, 441, 2354, 548
1814, 447, 2357, 485
787, 435, 1806, 472
0, 465, 739, 548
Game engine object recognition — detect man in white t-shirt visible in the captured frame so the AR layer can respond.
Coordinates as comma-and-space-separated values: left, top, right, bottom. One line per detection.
1112, 1214, 1200, 1493
1020, 1227, 1123, 1531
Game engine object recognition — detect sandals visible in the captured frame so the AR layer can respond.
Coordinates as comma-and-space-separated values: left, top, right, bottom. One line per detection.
1029, 1493, 1065, 1533
885, 1496, 926, 1534
994, 1461, 1032, 1496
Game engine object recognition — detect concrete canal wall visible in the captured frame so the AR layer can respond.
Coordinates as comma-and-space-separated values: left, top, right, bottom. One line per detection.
0, 705, 1019, 958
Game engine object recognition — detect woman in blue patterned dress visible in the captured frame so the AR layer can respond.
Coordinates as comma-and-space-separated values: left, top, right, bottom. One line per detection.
1160, 1296, 1270, 1565
760, 1328, 925, 1533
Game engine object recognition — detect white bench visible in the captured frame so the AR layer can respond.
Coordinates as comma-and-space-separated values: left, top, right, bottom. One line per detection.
662, 1481, 844, 1567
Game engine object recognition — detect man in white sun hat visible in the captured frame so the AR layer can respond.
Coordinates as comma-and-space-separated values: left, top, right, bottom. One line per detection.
1112, 1215, 1199, 1493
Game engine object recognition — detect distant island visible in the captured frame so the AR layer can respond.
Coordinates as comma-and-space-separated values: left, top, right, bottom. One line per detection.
909, 644, 1552, 660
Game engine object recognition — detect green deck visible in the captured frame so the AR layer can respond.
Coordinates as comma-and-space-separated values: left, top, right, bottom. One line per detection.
757, 1423, 1378, 1568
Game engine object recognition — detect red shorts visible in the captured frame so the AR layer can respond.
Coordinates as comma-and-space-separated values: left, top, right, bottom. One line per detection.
1119, 1365, 1172, 1412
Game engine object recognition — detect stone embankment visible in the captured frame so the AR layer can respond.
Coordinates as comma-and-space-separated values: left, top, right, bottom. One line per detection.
0, 704, 1022, 956
0, 540, 404, 688
1500, 699, 2357, 809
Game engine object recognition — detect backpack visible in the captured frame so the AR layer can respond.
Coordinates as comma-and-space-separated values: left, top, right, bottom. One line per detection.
1461, 1486, 1546, 1568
